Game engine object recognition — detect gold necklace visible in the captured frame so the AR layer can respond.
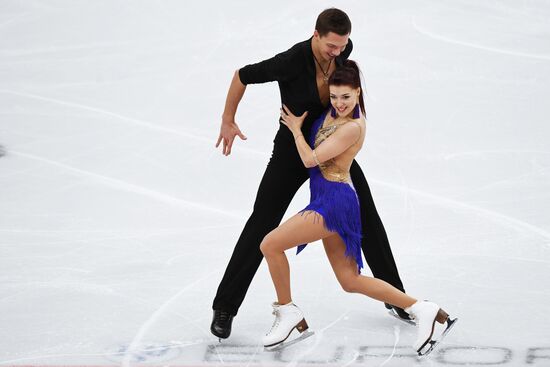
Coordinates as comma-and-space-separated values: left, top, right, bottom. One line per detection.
322, 118, 348, 130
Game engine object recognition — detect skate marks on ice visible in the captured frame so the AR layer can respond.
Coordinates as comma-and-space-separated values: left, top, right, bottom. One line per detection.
262, 311, 350, 361
371, 178, 550, 242
412, 19, 550, 61
0, 89, 269, 159
8, 149, 240, 218
107, 341, 202, 365
410, 11, 550, 61
0, 341, 200, 367
377, 325, 401, 367
120, 271, 218, 367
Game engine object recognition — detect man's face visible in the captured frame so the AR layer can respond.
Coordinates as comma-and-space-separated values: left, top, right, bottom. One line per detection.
314, 31, 349, 61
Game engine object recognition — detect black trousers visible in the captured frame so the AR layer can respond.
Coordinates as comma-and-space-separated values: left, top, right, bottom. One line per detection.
213, 132, 405, 315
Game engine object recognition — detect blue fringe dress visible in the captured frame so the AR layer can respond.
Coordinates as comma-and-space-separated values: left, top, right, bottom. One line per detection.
296, 111, 364, 272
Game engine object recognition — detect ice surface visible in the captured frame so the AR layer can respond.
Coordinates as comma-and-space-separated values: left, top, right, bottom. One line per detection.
1, 0, 549, 366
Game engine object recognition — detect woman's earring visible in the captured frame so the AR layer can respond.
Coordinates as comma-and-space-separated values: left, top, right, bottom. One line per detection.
330, 106, 337, 118
352, 104, 360, 119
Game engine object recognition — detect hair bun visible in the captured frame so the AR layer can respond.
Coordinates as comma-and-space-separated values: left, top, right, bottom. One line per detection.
344, 59, 359, 71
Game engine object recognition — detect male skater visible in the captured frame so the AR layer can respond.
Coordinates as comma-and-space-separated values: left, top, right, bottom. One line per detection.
212, 8, 410, 339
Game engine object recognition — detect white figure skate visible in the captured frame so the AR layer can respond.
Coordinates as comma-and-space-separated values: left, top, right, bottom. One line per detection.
262, 302, 313, 350
405, 301, 458, 357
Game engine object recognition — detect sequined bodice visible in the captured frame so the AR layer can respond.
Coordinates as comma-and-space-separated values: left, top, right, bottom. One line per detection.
314, 122, 351, 182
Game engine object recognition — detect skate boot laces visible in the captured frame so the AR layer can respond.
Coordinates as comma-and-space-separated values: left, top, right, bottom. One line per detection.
267, 309, 281, 335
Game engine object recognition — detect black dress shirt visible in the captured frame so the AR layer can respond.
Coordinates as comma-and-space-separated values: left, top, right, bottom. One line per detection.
239, 37, 353, 144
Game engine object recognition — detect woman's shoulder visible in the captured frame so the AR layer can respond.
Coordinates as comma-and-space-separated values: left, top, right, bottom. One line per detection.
342, 116, 366, 129
328, 118, 363, 142
339, 118, 366, 145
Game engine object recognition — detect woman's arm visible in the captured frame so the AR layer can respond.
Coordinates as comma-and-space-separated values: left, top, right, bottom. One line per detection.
292, 123, 361, 168
280, 105, 362, 168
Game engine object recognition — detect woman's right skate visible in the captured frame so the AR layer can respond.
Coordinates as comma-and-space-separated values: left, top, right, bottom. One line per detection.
405, 301, 458, 357
262, 302, 314, 351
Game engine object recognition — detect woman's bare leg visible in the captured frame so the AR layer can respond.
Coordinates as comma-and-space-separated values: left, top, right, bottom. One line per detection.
322, 234, 417, 309
260, 211, 334, 305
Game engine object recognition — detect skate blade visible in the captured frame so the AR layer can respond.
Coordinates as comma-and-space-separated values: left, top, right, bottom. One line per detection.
417, 317, 458, 357
264, 330, 315, 352
388, 309, 416, 326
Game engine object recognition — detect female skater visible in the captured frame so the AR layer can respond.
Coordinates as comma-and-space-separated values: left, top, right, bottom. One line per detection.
259, 60, 456, 356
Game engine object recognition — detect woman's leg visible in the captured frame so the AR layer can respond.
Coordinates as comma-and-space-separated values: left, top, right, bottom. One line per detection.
322, 234, 417, 309
260, 211, 333, 305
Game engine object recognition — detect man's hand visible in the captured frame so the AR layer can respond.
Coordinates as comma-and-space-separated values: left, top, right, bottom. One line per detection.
215, 117, 247, 156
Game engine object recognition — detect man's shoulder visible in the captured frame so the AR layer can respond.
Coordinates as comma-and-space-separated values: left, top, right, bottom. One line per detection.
278, 37, 311, 57
343, 38, 353, 59
269, 38, 311, 72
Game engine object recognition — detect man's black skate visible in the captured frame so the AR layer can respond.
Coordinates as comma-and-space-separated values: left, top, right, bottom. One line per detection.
385, 303, 415, 325
210, 309, 234, 340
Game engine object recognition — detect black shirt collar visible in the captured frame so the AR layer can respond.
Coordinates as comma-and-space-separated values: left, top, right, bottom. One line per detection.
305, 36, 346, 73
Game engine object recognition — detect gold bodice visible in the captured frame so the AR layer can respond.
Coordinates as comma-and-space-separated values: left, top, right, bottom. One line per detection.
314, 122, 355, 183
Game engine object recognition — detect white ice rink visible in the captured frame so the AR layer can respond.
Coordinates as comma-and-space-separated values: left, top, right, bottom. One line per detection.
1, 0, 550, 366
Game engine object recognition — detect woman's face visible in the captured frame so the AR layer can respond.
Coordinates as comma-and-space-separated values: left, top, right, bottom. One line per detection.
329, 85, 360, 117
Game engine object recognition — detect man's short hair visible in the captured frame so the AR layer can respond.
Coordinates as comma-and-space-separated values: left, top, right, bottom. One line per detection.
315, 8, 352, 37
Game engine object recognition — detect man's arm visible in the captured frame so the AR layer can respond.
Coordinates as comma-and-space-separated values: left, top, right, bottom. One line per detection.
215, 70, 248, 156
215, 43, 300, 156
239, 43, 301, 85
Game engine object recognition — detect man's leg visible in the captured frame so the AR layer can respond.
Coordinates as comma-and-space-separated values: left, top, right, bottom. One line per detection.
349, 161, 410, 318
212, 148, 308, 322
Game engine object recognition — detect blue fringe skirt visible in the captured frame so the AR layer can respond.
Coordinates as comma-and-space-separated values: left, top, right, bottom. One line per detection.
295, 113, 363, 272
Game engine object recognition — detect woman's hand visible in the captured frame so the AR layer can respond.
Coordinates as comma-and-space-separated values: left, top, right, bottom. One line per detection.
280, 104, 308, 136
